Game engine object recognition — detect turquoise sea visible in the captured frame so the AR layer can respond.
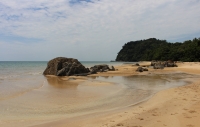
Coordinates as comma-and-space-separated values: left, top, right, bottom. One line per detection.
0, 61, 195, 126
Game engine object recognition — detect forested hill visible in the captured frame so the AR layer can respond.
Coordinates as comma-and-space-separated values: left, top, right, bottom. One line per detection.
116, 38, 200, 62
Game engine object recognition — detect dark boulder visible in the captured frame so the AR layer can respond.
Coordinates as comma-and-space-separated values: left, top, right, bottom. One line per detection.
74, 73, 89, 76
151, 60, 177, 69
135, 63, 140, 66
136, 67, 148, 72
95, 64, 110, 70
136, 67, 144, 72
165, 60, 178, 67
153, 63, 164, 69
110, 66, 115, 71
151, 60, 157, 66
100, 67, 108, 72
143, 68, 148, 71
57, 67, 68, 76
89, 68, 98, 74
89, 64, 116, 72
43, 57, 90, 76
90, 64, 110, 72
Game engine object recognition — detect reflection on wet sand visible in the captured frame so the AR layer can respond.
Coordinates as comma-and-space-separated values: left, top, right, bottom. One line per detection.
1, 72, 197, 127
45, 76, 79, 89
89, 73, 192, 92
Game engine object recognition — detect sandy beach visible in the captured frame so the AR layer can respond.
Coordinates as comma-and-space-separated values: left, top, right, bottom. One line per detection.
27, 62, 200, 127
0, 62, 200, 127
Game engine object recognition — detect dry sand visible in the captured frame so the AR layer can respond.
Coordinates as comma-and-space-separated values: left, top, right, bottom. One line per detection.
33, 62, 200, 127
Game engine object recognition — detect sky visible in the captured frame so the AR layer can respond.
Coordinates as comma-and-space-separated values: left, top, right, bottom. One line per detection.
0, 0, 200, 61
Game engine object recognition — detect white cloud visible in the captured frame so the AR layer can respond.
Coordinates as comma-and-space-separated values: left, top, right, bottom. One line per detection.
0, 0, 200, 61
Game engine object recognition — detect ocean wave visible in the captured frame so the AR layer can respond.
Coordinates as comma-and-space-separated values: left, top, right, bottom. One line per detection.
0, 75, 20, 80
10, 75, 20, 78
28, 72, 42, 75
0, 76, 8, 80
0, 81, 45, 101
0, 76, 9, 80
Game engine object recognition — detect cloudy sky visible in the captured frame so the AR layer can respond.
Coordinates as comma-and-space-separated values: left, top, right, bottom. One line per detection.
0, 0, 200, 61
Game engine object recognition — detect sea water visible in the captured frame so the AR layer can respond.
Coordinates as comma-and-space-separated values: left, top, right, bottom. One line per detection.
0, 61, 123, 119
0, 61, 121, 93
0, 61, 125, 101
0, 61, 196, 126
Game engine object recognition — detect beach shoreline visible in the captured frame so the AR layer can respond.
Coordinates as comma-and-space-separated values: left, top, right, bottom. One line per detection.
0, 62, 200, 127
29, 62, 200, 127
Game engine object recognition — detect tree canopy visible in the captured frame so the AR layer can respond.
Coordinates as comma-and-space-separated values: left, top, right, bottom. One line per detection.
116, 38, 200, 62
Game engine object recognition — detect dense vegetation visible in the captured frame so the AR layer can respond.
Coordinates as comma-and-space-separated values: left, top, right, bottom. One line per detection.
116, 38, 200, 62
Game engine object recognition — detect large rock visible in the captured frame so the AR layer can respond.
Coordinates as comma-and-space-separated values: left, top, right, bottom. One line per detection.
136, 67, 148, 72
90, 64, 115, 72
136, 67, 144, 72
43, 57, 90, 76
165, 60, 178, 67
151, 60, 178, 69
153, 63, 164, 69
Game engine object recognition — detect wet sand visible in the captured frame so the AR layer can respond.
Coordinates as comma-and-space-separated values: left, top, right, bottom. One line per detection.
0, 76, 124, 126
33, 62, 200, 127
1, 62, 200, 127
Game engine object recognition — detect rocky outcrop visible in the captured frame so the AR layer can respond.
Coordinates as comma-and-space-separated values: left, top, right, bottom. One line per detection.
153, 63, 164, 69
43, 57, 90, 76
43, 57, 117, 76
135, 63, 140, 66
151, 60, 178, 69
90, 65, 115, 72
136, 67, 148, 72
165, 60, 178, 67
151, 60, 157, 66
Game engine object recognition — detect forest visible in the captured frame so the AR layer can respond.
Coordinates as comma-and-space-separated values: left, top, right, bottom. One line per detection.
116, 38, 200, 62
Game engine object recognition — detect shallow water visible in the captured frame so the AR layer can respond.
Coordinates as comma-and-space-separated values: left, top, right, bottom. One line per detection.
0, 74, 194, 120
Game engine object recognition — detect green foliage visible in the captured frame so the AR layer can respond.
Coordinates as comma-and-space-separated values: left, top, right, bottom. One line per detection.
116, 38, 200, 62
